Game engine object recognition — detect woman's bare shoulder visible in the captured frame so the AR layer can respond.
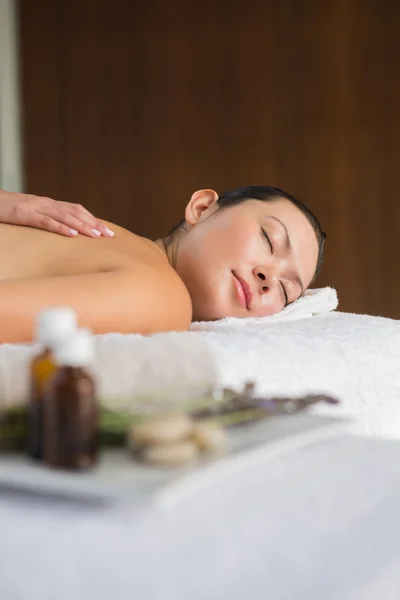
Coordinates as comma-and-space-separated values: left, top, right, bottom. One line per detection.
103, 222, 165, 261
108, 228, 193, 331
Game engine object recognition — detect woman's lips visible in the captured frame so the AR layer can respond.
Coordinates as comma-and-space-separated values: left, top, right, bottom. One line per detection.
233, 273, 253, 310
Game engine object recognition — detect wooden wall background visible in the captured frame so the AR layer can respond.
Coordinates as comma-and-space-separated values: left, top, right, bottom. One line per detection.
18, 0, 400, 318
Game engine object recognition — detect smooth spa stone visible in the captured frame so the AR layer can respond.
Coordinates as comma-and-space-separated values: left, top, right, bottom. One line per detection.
141, 440, 199, 467
191, 420, 228, 454
130, 412, 194, 447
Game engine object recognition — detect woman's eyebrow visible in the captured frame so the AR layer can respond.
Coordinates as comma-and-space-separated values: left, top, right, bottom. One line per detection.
267, 216, 304, 294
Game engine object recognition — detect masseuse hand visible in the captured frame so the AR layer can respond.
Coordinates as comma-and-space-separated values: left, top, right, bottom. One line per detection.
0, 189, 114, 238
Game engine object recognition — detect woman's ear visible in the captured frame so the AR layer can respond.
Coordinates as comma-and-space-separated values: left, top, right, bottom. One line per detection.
184, 189, 219, 226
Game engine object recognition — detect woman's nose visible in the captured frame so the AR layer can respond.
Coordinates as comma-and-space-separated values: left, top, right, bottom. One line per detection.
252, 266, 279, 293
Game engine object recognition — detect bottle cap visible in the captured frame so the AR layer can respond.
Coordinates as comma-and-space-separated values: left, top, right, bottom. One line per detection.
53, 329, 94, 367
35, 307, 77, 346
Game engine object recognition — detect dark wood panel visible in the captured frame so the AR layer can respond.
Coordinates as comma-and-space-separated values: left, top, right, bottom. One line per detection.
58, 1, 262, 231
380, 3, 400, 319
18, 0, 400, 318
18, 0, 64, 199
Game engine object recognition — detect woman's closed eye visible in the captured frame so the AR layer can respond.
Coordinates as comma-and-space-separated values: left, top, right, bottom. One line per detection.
261, 228, 289, 306
261, 228, 273, 254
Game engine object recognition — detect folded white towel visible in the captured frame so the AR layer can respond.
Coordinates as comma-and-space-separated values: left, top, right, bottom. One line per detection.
190, 312, 400, 435
191, 287, 338, 330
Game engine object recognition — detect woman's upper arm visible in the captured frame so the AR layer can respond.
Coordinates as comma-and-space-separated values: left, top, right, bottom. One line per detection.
0, 267, 192, 343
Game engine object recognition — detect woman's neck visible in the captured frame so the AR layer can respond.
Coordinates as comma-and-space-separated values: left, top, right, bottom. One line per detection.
154, 223, 187, 270
154, 236, 178, 269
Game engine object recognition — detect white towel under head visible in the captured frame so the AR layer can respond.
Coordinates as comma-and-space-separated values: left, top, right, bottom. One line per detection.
191, 286, 338, 330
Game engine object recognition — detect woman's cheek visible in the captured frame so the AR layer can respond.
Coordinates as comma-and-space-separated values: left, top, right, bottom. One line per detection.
256, 293, 284, 317
229, 233, 260, 262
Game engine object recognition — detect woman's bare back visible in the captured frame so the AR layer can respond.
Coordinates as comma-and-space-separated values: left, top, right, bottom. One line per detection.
0, 221, 164, 279
0, 222, 192, 342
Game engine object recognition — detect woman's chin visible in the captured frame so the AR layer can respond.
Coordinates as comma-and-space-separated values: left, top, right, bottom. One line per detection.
192, 302, 234, 322
190, 280, 237, 321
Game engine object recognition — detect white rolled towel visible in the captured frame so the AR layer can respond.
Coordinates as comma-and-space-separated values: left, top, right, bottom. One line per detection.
0, 332, 218, 409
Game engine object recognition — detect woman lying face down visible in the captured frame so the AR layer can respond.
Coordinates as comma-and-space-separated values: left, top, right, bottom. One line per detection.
0, 186, 325, 341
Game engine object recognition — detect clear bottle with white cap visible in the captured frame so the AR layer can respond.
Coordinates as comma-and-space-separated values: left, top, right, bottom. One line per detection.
44, 328, 98, 471
28, 307, 78, 460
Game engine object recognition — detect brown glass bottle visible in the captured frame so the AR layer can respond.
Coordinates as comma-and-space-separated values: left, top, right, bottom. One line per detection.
28, 347, 57, 459
43, 330, 98, 471
28, 307, 77, 460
